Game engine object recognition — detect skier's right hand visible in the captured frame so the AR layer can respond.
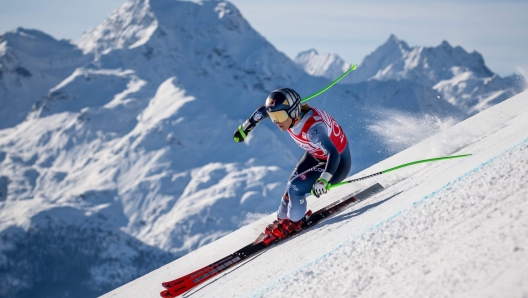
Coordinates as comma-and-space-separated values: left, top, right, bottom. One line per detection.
233, 120, 256, 142
312, 172, 333, 198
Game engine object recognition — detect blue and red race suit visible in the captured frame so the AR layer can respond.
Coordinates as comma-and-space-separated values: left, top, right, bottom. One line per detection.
247, 105, 352, 221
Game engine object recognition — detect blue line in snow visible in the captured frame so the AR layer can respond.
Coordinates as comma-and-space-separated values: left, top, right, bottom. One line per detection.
251, 136, 528, 297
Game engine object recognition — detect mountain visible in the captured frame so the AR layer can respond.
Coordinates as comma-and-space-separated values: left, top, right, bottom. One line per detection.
104, 90, 528, 298
0, 2, 315, 297
296, 34, 526, 115
0, 1, 525, 297
294, 49, 353, 82
0, 28, 91, 129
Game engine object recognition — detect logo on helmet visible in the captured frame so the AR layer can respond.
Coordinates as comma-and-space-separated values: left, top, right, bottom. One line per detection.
283, 99, 289, 105
267, 98, 276, 107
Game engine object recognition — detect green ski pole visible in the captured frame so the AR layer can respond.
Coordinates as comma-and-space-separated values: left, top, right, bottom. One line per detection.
310, 154, 472, 195
301, 64, 357, 103
311, 154, 471, 195
327, 154, 472, 190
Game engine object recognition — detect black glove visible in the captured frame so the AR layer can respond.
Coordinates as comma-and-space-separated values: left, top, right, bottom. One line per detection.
233, 120, 256, 142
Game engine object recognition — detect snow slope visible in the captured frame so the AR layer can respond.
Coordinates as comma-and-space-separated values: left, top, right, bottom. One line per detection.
103, 90, 528, 297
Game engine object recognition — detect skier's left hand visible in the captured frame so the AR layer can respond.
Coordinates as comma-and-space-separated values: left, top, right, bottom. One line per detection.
233, 120, 256, 142
312, 172, 332, 198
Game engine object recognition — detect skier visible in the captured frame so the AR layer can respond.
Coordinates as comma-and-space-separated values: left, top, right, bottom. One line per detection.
233, 88, 351, 241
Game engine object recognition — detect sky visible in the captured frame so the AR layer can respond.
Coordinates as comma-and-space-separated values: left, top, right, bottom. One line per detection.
0, 0, 527, 76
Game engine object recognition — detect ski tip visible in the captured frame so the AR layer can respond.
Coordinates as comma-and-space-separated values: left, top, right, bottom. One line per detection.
161, 277, 185, 289
160, 289, 174, 298
160, 284, 190, 298
161, 281, 173, 289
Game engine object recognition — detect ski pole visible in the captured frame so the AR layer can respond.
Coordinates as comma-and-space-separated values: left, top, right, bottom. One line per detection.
311, 154, 472, 195
301, 64, 357, 103
329, 154, 471, 190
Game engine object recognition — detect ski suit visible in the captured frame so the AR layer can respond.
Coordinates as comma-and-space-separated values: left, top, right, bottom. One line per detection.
248, 106, 352, 222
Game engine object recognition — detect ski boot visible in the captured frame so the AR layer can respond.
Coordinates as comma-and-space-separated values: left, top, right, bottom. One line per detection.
257, 210, 313, 246
262, 218, 303, 241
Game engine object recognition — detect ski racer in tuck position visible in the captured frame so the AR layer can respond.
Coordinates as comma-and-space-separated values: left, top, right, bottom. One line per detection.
233, 88, 351, 241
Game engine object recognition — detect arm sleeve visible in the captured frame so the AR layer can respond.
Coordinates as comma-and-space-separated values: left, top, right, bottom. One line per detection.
248, 105, 268, 125
307, 122, 341, 175
241, 104, 268, 131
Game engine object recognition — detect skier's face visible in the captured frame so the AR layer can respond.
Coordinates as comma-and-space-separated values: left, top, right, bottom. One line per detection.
274, 117, 292, 131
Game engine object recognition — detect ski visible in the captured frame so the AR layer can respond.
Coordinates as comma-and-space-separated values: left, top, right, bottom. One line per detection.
160, 183, 384, 297
302, 182, 384, 227
160, 242, 267, 296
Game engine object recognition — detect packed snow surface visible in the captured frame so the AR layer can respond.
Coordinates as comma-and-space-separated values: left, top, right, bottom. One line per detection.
103, 93, 528, 297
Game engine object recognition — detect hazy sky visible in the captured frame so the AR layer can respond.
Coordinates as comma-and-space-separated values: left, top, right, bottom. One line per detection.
1, 0, 527, 76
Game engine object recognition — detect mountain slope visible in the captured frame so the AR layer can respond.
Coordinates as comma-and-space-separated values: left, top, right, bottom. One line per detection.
0, 28, 90, 129
102, 90, 528, 298
1, 0, 304, 261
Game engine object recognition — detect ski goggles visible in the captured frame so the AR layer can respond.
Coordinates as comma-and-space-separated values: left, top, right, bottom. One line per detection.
268, 110, 289, 123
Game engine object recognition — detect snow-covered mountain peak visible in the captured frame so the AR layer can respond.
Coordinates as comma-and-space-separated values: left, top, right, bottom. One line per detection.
73, 0, 305, 122
359, 36, 514, 114
0, 28, 90, 129
294, 48, 351, 81
76, 0, 157, 54
294, 34, 496, 86
2, 28, 67, 53
356, 35, 494, 84
1, 0, 307, 264
294, 34, 521, 115
382, 34, 411, 53
77, 0, 256, 56
356, 34, 411, 79
297, 48, 319, 56
1, 28, 84, 68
